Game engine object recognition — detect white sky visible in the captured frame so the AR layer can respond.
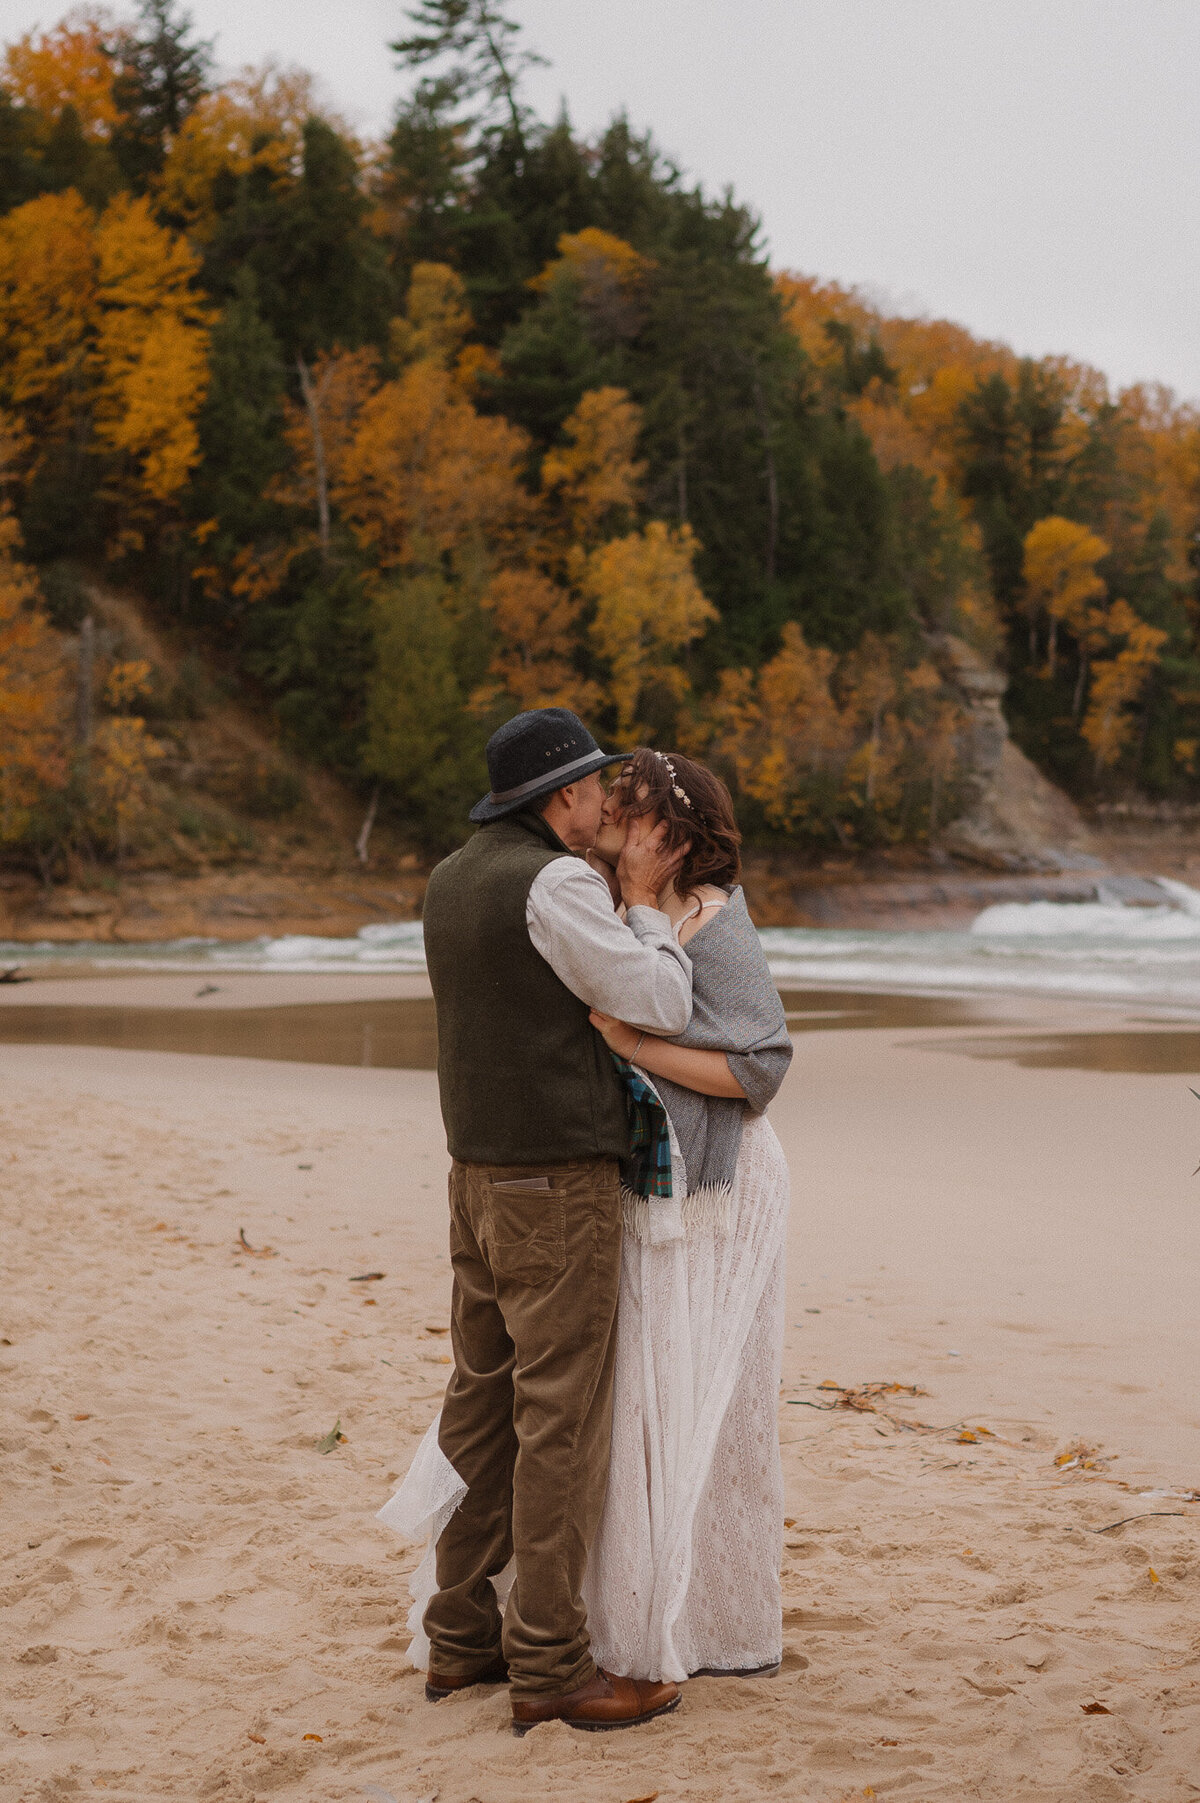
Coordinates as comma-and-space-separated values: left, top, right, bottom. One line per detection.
3, 0, 1198, 402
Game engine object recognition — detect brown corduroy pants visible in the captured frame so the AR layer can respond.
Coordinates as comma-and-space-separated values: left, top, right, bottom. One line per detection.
424, 1155, 623, 1696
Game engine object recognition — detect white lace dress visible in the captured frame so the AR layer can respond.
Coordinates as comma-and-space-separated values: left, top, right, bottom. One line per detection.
582, 1106, 789, 1682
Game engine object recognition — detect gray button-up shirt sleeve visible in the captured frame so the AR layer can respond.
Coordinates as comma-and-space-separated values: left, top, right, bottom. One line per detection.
526, 857, 692, 1036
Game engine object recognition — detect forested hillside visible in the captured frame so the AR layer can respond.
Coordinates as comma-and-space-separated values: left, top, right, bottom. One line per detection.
1, 0, 1198, 876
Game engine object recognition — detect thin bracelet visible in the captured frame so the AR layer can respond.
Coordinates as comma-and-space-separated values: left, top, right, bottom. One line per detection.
631, 1032, 646, 1064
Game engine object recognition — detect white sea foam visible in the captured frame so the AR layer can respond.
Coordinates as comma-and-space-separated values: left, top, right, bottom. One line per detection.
7, 878, 1200, 1010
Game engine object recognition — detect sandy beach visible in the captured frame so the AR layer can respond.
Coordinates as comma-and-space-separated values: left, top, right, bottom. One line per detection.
4, 977, 1200, 1802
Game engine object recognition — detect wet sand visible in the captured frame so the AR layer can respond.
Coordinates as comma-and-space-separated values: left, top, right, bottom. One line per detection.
4, 985, 1200, 1801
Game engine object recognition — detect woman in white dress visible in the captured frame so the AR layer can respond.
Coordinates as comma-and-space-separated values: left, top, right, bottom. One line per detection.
580, 747, 792, 1684
381, 747, 792, 1689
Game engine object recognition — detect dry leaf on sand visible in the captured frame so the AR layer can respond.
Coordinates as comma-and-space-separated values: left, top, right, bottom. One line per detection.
316, 1420, 346, 1454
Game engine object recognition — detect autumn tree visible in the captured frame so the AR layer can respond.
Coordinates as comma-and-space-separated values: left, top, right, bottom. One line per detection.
0, 498, 69, 841
541, 384, 643, 549
334, 356, 528, 574
0, 188, 99, 553
473, 569, 598, 715
1020, 515, 1109, 676
703, 623, 964, 843
704, 624, 849, 834
92, 191, 211, 544
585, 521, 715, 740
155, 66, 322, 239
0, 186, 210, 556
90, 652, 163, 858
1077, 600, 1168, 772
4, 9, 117, 139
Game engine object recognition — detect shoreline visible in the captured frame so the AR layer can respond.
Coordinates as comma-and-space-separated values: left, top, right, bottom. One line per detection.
5, 814, 1200, 945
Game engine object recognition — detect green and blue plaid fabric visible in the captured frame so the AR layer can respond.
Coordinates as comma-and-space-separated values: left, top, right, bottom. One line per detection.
611, 1054, 673, 1198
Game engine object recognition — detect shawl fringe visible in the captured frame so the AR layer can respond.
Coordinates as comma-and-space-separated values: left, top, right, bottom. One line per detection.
621, 1181, 733, 1244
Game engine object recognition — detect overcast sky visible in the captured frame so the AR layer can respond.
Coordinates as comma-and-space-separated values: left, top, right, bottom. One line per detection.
5, 0, 1198, 401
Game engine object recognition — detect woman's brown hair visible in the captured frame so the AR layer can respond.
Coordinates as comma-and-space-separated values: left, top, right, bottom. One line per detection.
609, 748, 741, 897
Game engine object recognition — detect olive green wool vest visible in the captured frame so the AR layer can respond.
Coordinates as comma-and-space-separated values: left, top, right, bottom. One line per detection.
422, 810, 629, 1165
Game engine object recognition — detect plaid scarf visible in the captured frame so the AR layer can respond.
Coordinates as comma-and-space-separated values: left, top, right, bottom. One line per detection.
611, 1053, 673, 1199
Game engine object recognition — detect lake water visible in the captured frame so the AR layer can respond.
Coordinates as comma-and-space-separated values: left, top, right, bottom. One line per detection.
7, 876, 1200, 1012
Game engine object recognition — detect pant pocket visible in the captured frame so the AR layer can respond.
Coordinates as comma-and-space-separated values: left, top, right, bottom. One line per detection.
484, 1190, 567, 1285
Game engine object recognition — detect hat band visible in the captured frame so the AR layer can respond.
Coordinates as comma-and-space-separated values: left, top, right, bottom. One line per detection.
490, 747, 604, 804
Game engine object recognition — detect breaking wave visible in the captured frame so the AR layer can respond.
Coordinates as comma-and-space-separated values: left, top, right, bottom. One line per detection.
6, 879, 1200, 1010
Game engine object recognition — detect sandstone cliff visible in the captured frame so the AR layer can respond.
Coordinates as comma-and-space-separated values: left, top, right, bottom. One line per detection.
931, 635, 1101, 873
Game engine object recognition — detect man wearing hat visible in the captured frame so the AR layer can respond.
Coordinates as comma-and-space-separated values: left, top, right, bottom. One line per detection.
420, 708, 691, 1733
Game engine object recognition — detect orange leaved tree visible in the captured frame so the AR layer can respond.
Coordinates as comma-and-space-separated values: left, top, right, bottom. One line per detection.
0, 505, 70, 843
1020, 516, 1109, 677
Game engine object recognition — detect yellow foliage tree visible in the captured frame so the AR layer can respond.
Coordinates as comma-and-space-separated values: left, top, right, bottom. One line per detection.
92, 194, 211, 532
0, 190, 98, 458
90, 655, 163, 860
0, 190, 209, 540
1020, 516, 1109, 676
584, 521, 716, 740
3, 8, 118, 140
469, 388, 644, 718
705, 624, 849, 833
390, 262, 472, 370
156, 67, 330, 239
1080, 600, 1168, 771
533, 228, 653, 341
703, 624, 964, 840
542, 387, 644, 549
0, 508, 69, 842
91, 715, 164, 858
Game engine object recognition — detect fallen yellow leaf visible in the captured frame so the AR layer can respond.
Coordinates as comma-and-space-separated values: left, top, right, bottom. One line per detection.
1149, 1567, 1161, 1584
247, 1733, 265, 1744
957, 1430, 979, 1443
302, 1732, 323, 1742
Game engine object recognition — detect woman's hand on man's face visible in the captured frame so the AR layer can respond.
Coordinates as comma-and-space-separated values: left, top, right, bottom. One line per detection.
588, 1010, 641, 1059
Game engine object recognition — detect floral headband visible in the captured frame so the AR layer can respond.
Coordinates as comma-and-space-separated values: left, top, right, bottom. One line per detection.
655, 750, 692, 809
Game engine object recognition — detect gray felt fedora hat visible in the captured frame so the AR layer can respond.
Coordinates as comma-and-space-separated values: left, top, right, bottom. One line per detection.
469, 708, 629, 823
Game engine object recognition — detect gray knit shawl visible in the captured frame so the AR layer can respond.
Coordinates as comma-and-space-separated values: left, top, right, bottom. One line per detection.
650, 886, 792, 1200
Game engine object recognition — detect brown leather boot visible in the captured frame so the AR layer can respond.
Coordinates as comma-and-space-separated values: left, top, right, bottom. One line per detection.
425, 1653, 509, 1702
511, 1667, 681, 1736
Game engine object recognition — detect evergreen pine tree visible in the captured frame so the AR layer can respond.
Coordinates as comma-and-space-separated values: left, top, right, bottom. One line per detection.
110, 0, 212, 191
190, 270, 288, 574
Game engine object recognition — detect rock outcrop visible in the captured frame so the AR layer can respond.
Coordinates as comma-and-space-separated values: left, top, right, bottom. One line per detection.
930, 634, 1101, 872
